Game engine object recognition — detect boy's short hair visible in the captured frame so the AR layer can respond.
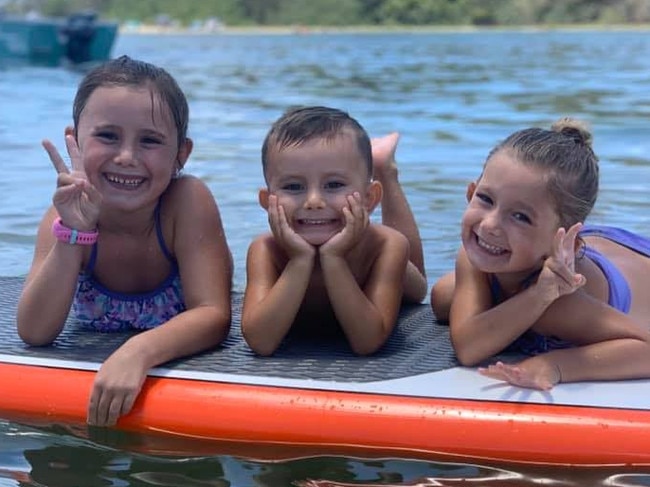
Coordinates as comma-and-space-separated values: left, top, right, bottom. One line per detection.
261, 106, 373, 182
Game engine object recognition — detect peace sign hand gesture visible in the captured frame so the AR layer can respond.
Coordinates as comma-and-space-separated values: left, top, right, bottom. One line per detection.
44, 133, 102, 231
536, 222, 586, 302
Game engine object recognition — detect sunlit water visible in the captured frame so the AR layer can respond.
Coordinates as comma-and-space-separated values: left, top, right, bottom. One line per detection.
1, 30, 650, 485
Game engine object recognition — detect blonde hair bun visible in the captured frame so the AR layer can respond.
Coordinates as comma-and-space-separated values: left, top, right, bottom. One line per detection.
551, 117, 593, 148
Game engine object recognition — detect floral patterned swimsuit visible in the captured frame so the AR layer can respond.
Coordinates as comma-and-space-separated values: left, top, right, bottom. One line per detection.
72, 201, 186, 332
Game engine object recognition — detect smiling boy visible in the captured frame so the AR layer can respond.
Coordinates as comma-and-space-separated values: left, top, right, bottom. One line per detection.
241, 106, 421, 356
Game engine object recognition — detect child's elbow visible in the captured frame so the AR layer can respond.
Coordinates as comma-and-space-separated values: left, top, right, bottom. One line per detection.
351, 344, 380, 356
455, 350, 482, 367
451, 339, 482, 367
16, 325, 56, 347
402, 264, 427, 304
349, 333, 389, 356
15, 303, 59, 346
241, 327, 278, 357
247, 341, 278, 357
212, 310, 231, 344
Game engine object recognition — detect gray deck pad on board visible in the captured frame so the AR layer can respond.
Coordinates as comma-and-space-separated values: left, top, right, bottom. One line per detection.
5, 276, 650, 412
0, 276, 464, 382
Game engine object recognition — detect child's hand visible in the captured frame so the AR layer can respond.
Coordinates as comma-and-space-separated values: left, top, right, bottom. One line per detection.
371, 132, 399, 178
267, 194, 316, 260
87, 351, 147, 426
537, 222, 586, 302
479, 359, 561, 390
320, 193, 368, 257
44, 134, 101, 231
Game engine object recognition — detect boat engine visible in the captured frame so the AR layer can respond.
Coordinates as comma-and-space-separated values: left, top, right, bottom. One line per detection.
60, 11, 98, 64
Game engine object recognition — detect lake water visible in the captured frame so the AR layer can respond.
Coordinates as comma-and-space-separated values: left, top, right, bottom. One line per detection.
1, 30, 650, 485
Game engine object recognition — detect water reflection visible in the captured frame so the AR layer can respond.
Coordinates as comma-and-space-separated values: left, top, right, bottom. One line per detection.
1, 421, 649, 487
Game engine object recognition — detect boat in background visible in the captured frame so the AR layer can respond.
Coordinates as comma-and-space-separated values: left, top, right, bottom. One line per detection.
0, 10, 117, 67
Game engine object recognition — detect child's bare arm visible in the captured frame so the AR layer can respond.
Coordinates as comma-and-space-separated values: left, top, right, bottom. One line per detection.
451, 225, 586, 366
448, 247, 553, 365
87, 176, 233, 426
17, 208, 86, 344
17, 136, 101, 345
241, 237, 315, 356
481, 304, 650, 389
321, 229, 408, 355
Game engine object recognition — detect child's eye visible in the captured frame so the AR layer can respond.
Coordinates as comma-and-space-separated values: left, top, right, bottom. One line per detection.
513, 212, 532, 224
95, 131, 117, 142
475, 192, 492, 205
324, 181, 345, 190
281, 183, 303, 192
141, 136, 163, 145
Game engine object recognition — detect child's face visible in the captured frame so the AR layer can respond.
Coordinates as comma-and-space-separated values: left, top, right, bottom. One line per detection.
461, 151, 560, 278
263, 134, 374, 246
75, 85, 190, 212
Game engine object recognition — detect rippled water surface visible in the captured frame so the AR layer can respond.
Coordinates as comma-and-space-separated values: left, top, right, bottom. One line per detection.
1, 30, 650, 485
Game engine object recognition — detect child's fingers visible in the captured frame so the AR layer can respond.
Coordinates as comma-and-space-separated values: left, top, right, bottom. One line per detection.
65, 134, 84, 173
341, 206, 354, 228
347, 193, 368, 228
552, 227, 566, 258
42, 139, 69, 175
277, 204, 290, 231
81, 180, 103, 207
346, 194, 360, 219
544, 258, 578, 287
564, 222, 583, 255
267, 195, 279, 226
53, 184, 83, 203
106, 396, 125, 426
87, 388, 102, 425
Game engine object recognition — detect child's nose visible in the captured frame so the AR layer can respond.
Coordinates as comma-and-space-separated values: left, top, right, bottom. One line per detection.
304, 189, 326, 209
482, 211, 503, 234
114, 144, 136, 166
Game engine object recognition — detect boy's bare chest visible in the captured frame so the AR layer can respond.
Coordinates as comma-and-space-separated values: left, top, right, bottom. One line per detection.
302, 256, 372, 309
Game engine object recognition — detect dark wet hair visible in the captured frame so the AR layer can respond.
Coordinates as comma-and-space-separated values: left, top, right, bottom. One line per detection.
261, 106, 373, 182
72, 55, 189, 149
485, 118, 599, 228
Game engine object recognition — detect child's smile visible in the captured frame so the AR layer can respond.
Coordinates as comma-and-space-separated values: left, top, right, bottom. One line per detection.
461, 152, 559, 276
475, 235, 509, 256
293, 216, 343, 245
104, 172, 146, 190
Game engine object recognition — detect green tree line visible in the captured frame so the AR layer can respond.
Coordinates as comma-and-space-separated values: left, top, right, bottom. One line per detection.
5, 0, 650, 26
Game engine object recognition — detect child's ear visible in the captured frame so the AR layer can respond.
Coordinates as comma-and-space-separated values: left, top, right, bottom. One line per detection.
258, 188, 270, 210
365, 180, 383, 212
176, 138, 194, 172
466, 181, 477, 203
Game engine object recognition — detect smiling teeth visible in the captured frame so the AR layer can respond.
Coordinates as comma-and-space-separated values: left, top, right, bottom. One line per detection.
299, 219, 334, 225
106, 174, 143, 186
477, 237, 506, 255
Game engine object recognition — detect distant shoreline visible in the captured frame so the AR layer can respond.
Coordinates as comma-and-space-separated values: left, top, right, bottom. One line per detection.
120, 23, 650, 36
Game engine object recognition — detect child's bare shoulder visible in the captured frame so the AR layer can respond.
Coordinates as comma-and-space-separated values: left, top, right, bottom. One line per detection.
166, 175, 212, 197
249, 232, 284, 257
359, 224, 409, 265
367, 223, 409, 248
163, 176, 219, 214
